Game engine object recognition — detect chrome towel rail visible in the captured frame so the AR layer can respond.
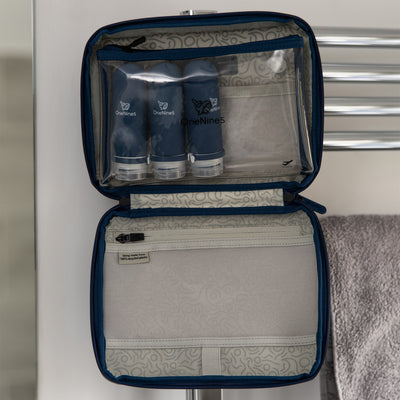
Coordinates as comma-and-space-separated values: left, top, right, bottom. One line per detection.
315, 28, 400, 48
323, 131, 400, 150
323, 63, 400, 83
315, 28, 400, 150
325, 98, 400, 116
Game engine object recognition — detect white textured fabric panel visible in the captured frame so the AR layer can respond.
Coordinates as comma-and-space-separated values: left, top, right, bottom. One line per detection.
103, 244, 318, 339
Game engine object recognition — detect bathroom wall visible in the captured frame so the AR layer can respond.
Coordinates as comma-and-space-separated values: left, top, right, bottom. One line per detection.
0, 0, 34, 399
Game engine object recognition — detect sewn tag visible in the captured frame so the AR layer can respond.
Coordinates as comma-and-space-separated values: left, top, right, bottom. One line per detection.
118, 252, 150, 265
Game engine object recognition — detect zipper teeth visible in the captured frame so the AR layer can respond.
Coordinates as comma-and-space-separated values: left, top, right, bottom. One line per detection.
106, 226, 313, 253
106, 335, 316, 349
97, 35, 303, 61
111, 225, 301, 243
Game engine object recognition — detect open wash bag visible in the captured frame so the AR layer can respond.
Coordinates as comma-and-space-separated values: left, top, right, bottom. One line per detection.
81, 11, 329, 389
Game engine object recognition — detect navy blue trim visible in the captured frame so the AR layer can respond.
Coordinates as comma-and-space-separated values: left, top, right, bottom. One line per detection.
90, 203, 329, 389
300, 207, 330, 379
97, 35, 303, 61
90, 205, 120, 380
297, 19, 324, 192
81, 11, 324, 200
88, 12, 313, 41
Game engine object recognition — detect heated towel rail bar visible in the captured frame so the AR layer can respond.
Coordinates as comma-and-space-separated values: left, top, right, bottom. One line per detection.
315, 28, 400, 150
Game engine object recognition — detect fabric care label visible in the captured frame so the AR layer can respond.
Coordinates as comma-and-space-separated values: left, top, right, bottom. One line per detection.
118, 252, 150, 265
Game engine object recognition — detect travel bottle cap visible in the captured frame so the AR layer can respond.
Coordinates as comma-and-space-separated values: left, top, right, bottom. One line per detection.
152, 160, 186, 180
191, 157, 223, 177
113, 161, 147, 181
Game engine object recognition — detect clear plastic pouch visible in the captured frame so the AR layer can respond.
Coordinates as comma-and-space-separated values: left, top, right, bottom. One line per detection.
96, 35, 313, 186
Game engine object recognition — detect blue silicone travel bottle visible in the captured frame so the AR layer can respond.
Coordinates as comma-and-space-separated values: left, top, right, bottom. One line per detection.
148, 62, 186, 180
183, 60, 225, 177
111, 63, 148, 181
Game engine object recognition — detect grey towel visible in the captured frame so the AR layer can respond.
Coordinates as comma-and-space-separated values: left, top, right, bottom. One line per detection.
320, 216, 400, 400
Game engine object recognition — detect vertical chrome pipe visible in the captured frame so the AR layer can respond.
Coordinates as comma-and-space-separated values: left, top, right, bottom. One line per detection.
186, 389, 223, 400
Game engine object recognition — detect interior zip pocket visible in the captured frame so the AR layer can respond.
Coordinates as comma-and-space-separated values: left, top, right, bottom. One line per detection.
106, 225, 313, 253
97, 35, 304, 62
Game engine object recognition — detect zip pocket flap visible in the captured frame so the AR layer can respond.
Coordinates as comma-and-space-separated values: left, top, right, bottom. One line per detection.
106, 225, 314, 253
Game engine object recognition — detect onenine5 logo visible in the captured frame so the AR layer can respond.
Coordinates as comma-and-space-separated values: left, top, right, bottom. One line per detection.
181, 97, 225, 126
153, 100, 175, 116
115, 101, 136, 117
181, 116, 225, 126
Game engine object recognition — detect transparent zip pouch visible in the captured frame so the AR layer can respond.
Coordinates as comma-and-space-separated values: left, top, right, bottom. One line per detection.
101, 211, 319, 379
97, 35, 313, 186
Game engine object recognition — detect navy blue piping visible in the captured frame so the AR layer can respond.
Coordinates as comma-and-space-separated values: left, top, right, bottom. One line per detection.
103, 180, 302, 198
97, 35, 303, 61
81, 11, 323, 200
90, 205, 120, 379
88, 12, 312, 41
90, 203, 329, 389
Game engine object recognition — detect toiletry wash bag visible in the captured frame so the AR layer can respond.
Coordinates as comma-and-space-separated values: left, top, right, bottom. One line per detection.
81, 11, 329, 389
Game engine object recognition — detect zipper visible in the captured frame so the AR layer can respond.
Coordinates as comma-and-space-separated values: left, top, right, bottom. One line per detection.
106, 225, 313, 252
294, 195, 326, 214
97, 35, 304, 62
284, 192, 326, 215
118, 36, 146, 52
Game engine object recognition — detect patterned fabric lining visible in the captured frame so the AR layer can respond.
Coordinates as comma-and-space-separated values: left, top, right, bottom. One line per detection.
129, 188, 283, 209
105, 343, 317, 377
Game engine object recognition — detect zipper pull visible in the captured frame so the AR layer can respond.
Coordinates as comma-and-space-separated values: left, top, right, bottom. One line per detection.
115, 233, 145, 243
295, 195, 327, 215
119, 36, 146, 52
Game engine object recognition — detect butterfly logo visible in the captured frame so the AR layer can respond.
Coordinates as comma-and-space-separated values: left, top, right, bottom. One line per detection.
192, 98, 212, 115
120, 101, 130, 111
210, 98, 218, 108
158, 101, 169, 111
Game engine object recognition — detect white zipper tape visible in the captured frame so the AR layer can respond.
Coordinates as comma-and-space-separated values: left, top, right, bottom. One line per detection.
106, 234, 313, 253
112, 225, 301, 242
106, 335, 316, 349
